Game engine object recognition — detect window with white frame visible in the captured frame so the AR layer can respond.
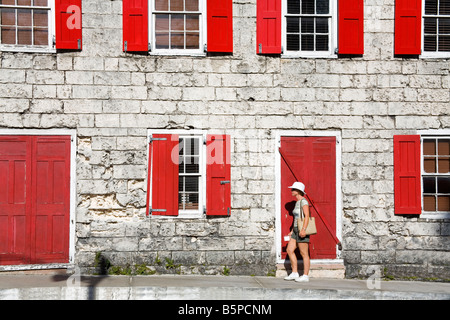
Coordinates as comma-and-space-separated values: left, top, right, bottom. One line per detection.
0, 0, 53, 51
283, 0, 335, 56
151, 0, 204, 53
178, 135, 203, 213
422, 137, 450, 213
423, 0, 450, 55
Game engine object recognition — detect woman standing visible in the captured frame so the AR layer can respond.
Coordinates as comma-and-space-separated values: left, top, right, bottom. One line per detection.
284, 182, 311, 282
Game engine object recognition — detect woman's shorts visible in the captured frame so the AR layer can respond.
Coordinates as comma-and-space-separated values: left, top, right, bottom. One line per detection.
291, 227, 310, 243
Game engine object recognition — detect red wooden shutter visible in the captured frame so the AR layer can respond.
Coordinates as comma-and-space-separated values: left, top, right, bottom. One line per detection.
256, 0, 282, 54
394, 0, 422, 55
394, 135, 422, 214
150, 134, 179, 216
338, 0, 364, 55
55, 0, 82, 50
206, 134, 231, 216
32, 136, 71, 263
207, 0, 233, 52
123, 0, 149, 52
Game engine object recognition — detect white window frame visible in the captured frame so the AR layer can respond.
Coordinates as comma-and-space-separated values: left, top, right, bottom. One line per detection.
147, 129, 207, 219
149, 0, 207, 56
421, 0, 450, 58
281, 0, 337, 58
0, 0, 55, 53
418, 129, 450, 219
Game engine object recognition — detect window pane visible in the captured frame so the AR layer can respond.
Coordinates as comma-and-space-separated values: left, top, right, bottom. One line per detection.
316, 34, 328, 50
34, 28, 47, 45
424, 18, 437, 34
286, 34, 299, 50
437, 177, 450, 193
17, 9, 31, 26
155, 0, 168, 11
437, 195, 450, 211
316, 18, 328, 33
17, 27, 32, 44
423, 195, 436, 211
302, 0, 314, 14
438, 35, 450, 51
171, 0, 184, 11
287, 0, 300, 14
185, 0, 198, 11
425, 0, 438, 15
186, 32, 199, 49
301, 34, 314, 50
424, 35, 437, 51
1, 27, 15, 44
17, 0, 31, 6
34, 10, 48, 27
438, 158, 450, 173
1, 0, 17, 5
1, 8, 16, 26
185, 158, 199, 173
440, 0, 450, 14
155, 14, 169, 31
155, 32, 169, 49
301, 17, 314, 33
185, 176, 199, 192
287, 17, 299, 33
424, 157, 437, 173
439, 18, 450, 34
423, 177, 436, 193
438, 139, 450, 155
186, 15, 199, 31
423, 139, 436, 155
316, 0, 329, 14
34, 0, 48, 6
184, 193, 199, 209
171, 14, 184, 31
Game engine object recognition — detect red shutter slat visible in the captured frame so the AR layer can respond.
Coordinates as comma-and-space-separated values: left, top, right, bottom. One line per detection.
394, 0, 422, 55
206, 134, 231, 216
256, 0, 282, 54
150, 134, 179, 216
207, 0, 233, 52
338, 0, 364, 55
55, 0, 82, 50
123, 0, 149, 52
394, 135, 422, 214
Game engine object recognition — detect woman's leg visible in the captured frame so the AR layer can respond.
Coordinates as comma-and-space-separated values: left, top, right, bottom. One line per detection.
286, 238, 299, 273
298, 243, 310, 275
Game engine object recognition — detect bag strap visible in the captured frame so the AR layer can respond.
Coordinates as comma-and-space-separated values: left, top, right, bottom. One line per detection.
299, 198, 308, 219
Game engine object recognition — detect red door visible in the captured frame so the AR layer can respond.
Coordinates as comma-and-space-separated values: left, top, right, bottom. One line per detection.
280, 136, 337, 259
0, 136, 71, 265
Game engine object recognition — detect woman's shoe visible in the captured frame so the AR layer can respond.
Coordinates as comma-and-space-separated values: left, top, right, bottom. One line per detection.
295, 275, 309, 282
284, 272, 299, 280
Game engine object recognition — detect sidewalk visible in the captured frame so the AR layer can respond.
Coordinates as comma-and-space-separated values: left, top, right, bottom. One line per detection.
0, 273, 449, 300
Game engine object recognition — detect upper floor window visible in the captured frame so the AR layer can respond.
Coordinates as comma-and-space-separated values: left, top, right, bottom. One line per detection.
0, 0, 53, 52
423, 0, 450, 55
284, 0, 335, 57
152, 0, 204, 54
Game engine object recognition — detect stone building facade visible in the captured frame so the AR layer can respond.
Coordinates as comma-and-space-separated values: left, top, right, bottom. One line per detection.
0, 0, 449, 281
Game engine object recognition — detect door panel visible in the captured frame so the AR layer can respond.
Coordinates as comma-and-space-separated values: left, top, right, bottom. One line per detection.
280, 136, 337, 259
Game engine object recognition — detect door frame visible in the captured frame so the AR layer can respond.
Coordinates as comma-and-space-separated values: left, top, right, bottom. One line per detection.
274, 130, 343, 263
0, 129, 76, 271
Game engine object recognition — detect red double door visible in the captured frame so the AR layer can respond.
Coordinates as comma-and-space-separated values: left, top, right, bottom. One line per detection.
0, 136, 71, 265
280, 136, 337, 259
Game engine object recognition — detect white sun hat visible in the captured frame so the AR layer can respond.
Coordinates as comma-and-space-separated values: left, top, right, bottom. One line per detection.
288, 182, 306, 194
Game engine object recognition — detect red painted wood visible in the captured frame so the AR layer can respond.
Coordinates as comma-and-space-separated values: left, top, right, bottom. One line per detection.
207, 0, 233, 52
256, 0, 282, 54
338, 0, 364, 54
206, 135, 231, 216
394, 0, 422, 55
123, 0, 149, 52
55, 0, 82, 50
0, 136, 70, 266
151, 134, 179, 216
394, 135, 422, 214
280, 136, 336, 259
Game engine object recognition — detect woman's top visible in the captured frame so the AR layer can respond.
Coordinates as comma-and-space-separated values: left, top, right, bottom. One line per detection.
293, 198, 309, 229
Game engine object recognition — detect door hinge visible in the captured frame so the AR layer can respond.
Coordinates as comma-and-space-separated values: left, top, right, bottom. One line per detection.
149, 137, 167, 143
258, 43, 262, 54
124, 41, 127, 52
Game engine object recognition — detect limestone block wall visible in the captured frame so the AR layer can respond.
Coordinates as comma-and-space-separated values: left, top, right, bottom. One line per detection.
0, 0, 449, 279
